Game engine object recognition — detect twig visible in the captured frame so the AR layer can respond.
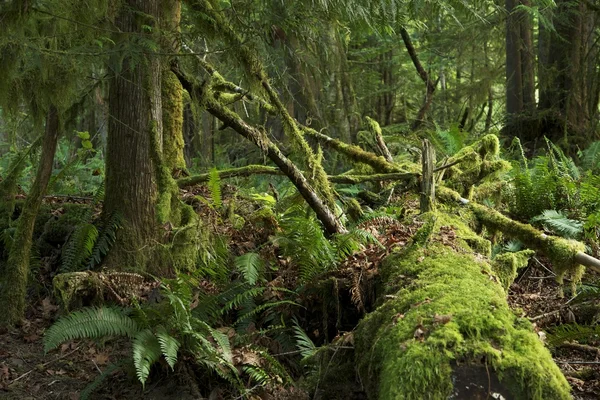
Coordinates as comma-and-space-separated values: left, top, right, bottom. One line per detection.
10, 346, 80, 384
555, 361, 600, 365
530, 309, 561, 322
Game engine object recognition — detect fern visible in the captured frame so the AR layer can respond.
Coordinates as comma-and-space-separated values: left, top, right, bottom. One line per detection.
235, 252, 264, 285
547, 324, 600, 347
132, 329, 162, 387
208, 167, 222, 209
531, 210, 583, 239
155, 326, 180, 369
61, 223, 98, 272
43, 307, 138, 352
293, 319, 316, 360
503, 239, 523, 253
89, 211, 122, 269
581, 141, 600, 173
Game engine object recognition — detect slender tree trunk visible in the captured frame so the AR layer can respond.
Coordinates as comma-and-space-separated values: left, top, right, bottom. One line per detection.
505, 0, 524, 115
0, 105, 59, 327
103, 0, 162, 271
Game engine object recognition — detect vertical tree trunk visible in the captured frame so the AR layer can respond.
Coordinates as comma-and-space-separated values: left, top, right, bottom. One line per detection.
0, 105, 59, 326
103, 0, 162, 271
538, 0, 593, 144
161, 0, 187, 173
505, 0, 524, 115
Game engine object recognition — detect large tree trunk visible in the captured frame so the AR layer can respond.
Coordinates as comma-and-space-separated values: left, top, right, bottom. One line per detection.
535, 0, 596, 147
0, 105, 60, 326
103, 0, 162, 271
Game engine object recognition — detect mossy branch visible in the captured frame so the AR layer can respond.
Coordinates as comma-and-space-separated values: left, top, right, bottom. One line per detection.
437, 186, 597, 282
177, 165, 418, 188
303, 126, 403, 173
172, 66, 346, 235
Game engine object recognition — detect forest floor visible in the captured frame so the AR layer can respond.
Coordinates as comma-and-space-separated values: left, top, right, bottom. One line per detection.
2, 194, 600, 399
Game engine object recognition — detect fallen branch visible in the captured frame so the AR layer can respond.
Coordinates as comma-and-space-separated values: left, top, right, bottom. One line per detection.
177, 165, 281, 188
303, 126, 403, 173
177, 165, 417, 189
172, 66, 346, 235
438, 186, 600, 276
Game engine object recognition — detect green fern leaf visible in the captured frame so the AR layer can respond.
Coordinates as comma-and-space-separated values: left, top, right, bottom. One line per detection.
44, 307, 138, 352
531, 210, 583, 239
208, 167, 222, 209
234, 252, 263, 285
155, 326, 180, 369
292, 319, 316, 360
61, 223, 98, 272
132, 329, 162, 386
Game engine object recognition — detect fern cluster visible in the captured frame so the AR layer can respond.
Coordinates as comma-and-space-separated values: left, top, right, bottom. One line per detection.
61, 183, 122, 272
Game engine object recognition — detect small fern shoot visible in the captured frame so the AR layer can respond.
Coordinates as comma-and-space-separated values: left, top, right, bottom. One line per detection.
208, 167, 222, 209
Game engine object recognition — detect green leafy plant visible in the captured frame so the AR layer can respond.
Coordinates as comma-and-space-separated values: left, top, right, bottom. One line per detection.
531, 210, 583, 239
61, 183, 122, 272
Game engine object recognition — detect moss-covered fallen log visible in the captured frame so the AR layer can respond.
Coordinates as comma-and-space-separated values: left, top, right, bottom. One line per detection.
355, 212, 571, 400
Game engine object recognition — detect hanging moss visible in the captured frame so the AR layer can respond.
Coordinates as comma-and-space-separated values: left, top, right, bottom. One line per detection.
493, 250, 535, 291
355, 214, 571, 400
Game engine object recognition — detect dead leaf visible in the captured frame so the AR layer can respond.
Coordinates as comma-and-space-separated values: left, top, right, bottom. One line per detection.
414, 327, 426, 341
433, 314, 452, 325
93, 353, 110, 366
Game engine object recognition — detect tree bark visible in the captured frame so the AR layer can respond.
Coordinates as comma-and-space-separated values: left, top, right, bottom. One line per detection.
103, 0, 162, 271
0, 105, 59, 326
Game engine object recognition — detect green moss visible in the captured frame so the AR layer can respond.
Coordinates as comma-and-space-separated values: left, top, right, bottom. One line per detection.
444, 134, 511, 195
162, 70, 187, 173
52, 271, 104, 311
493, 250, 535, 290
355, 219, 570, 399
439, 186, 587, 290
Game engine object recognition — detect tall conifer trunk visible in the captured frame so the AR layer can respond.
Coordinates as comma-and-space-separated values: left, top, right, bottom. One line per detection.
103, 0, 162, 271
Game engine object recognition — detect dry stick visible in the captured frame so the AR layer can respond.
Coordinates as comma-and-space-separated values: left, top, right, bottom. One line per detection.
420, 139, 435, 213
10, 347, 81, 384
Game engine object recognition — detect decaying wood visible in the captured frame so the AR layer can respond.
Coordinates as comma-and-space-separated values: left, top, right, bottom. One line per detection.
420, 139, 435, 213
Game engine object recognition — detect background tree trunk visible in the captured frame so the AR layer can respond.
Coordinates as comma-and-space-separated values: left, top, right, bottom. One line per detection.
0, 105, 59, 326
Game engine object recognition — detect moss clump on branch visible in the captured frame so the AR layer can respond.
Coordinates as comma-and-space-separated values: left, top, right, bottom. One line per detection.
493, 250, 535, 290
355, 213, 570, 400
444, 134, 511, 194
